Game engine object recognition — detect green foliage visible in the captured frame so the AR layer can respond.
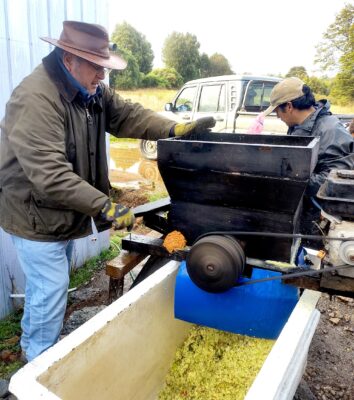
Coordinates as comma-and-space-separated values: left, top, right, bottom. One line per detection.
110, 48, 141, 90
69, 237, 122, 288
0, 310, 22, 351
162, 32, 201, 82
111, 22, 154, 74
141, 73, 160, 88
142, 68, 183, 89
1, 360, 23, 379
330, 24, 354, 103
0, 309, 24, 379
304, 76, 330, 96
314, 4, 354, 101
285, 66, 309, 80
285, 67, 331, 98
200, 53, 211, 78
148, 190, 169, 202
315, 4, 354, 72
208, 53, 234, 76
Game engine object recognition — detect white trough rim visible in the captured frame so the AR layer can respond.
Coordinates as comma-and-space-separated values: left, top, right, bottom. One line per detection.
9, 261, 180, 399
9, 261, 321, 400
245, 289, 321, 400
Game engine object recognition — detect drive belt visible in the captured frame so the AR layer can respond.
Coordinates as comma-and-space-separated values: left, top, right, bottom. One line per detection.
235, 263, 351, 287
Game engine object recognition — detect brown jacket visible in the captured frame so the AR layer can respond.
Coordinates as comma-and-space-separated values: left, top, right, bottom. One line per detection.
0, 51, 175, 241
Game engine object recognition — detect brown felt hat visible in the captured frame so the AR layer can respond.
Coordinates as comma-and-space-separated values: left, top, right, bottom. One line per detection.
41, 20, 127, 70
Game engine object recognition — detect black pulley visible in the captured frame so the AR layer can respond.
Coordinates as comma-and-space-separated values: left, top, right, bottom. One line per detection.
186, 235, 245, 293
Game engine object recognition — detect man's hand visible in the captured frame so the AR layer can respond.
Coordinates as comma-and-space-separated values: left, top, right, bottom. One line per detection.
101, 200, 135, 231
173, 117, 216, 137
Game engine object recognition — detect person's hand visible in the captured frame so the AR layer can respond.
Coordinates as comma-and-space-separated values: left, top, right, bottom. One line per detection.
173, 117, 216, 137
101, 200, 135, 231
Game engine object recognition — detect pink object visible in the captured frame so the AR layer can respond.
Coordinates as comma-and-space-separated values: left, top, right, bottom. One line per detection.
247, 112, 265, 134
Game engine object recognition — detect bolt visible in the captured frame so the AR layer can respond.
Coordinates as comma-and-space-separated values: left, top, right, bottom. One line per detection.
206, 264, 214, 271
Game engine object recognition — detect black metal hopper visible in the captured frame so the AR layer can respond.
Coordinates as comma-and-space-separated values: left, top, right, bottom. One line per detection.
157, 132, 320, 261
317, 169, 354, 219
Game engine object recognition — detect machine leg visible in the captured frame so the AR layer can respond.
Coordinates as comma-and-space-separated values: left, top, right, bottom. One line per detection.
108, 277, 124, 302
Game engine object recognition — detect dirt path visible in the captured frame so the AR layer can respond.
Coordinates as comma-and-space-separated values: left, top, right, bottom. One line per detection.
295, 294, 354, 400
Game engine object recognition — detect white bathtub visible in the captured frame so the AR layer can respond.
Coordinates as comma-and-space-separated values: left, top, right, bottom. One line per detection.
9, 261, 320, 400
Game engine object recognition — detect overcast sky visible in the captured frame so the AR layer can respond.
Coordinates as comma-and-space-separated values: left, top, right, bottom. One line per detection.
108, 0, 348, 77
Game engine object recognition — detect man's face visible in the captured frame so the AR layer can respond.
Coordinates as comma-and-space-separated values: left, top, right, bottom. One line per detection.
63, 53, 107, 95
275, 103, 297, 127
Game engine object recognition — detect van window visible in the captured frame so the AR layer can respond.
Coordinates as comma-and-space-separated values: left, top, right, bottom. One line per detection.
262, 84, 274, 109
244, 81, 278, 112
198, 84, 226, 112
174, 86, 197, 112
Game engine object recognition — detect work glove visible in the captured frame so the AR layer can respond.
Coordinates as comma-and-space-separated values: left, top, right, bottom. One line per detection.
101, 200, 135, 231
172, 117, 216, 137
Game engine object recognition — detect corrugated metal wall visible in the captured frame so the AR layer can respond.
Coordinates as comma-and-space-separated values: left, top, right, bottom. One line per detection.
0, 0, 110, 319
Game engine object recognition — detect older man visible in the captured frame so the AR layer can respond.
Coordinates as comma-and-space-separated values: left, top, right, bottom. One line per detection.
0, 20, 215, 361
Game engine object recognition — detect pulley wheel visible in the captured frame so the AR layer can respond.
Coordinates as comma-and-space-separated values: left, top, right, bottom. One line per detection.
186, 235, 245, 293
339, 241, 354, 266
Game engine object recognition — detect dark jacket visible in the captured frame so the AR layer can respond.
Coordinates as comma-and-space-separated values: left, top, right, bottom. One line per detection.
288, 100, 354, 197
0, 50, 175, 241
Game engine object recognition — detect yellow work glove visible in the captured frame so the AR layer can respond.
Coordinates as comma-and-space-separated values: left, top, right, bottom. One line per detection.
173, 117, 216, 137
101, 200, 135, 231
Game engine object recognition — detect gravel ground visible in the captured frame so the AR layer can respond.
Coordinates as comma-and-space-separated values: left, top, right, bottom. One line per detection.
294, 294, 354, 400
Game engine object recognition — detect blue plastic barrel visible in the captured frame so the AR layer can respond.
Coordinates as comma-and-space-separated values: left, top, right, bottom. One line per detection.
174, 261, 299, 339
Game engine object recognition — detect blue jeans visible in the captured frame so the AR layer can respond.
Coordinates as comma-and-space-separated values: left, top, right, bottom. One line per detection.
11, 235, 73, 361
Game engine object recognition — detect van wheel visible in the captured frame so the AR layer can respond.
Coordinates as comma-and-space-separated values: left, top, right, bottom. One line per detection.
140, 140, 157, 160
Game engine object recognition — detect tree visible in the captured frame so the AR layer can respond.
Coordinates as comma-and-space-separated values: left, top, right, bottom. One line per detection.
303, 76, 330, 96
285, 66, 309, 80
315, 3, 354, 72
109, 48, 141, 90
162, 32, 201, 82
330, 23, 354, 102
111, 22, 154, 74
142, 68, 183, 89
200, 53, 211, 78
208, 53, 233, 76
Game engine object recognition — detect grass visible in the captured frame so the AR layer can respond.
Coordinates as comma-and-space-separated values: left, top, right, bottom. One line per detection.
0, 359, 23, 380
0, 309, 24, 379
69, 233, 124, 288
148, 189, 168, 203
110, 88, 176, 144
116, 88, 354, 114
109, 136, 139, 145
329, 103, 354, 114
118, 88, 176, 112
0, 311, 22, 354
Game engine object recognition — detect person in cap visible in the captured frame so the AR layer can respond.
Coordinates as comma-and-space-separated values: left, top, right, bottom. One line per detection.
264, 77, 353, 238
0, 21, 215, 362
